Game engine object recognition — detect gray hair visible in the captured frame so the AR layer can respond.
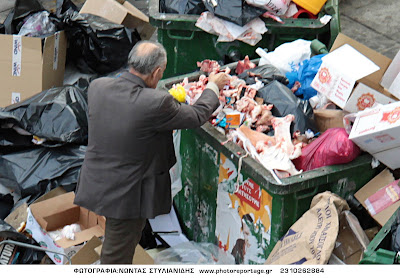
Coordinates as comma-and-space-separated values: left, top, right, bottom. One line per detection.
127, 41, 167, 75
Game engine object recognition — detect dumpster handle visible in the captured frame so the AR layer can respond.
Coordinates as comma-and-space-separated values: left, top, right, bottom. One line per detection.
167, 30, 195, 40
0, 239, 72, 265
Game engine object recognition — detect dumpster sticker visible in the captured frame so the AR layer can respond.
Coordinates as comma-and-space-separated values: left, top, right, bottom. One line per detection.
215, 154, 272, 264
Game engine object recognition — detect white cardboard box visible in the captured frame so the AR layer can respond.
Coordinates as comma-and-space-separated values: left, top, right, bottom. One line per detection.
349, 101, 400, 154
373, 147, 400, 170
381, 49, 400, 98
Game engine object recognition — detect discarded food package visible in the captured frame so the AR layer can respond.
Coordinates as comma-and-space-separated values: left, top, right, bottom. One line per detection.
332, 211, 370, 264
59, 9, 138, 74
348, 101, 400, 169
292, 0, 327, 15
0, 85, 88, 146
26, 192, 105, 265
0, 219, 45, 264
265, 192, 349, 265
355, 169, 400, 226
293, 128, 360, 171
154, 241, 235, 264
161, 0, 205, 15
0, 31, 67, 108
311, 33, 397, 112
203, 0, 267, 27
79, 0, 155, 40
0, 145, 85, 204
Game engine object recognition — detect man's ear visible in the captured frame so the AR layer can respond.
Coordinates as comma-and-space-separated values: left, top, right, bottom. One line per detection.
152, 67, 162, 79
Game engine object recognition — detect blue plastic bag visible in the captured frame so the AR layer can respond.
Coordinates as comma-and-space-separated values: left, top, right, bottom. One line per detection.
286, 54, 326, 100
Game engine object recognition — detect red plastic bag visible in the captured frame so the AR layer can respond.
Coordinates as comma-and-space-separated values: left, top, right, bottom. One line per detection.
293, 128, 361, 171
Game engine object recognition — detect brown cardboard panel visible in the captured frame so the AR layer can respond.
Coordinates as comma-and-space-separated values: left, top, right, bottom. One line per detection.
97, 216, 106, 230
34, 187, 67, 204
354, 168, 400, 226
330, 33, 392, 89
0, 35, 42, 64
122, 1, 150, 22
88, 211, 98, 228
56, 225, 104, 249
4, 203, 28, 230
42, 206, 80, 231
78, 207, 90, 228
69, 236, 102, 265
313, 109, 344, 132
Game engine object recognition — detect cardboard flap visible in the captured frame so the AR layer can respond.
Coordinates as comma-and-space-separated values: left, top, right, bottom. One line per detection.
331, 33, 392, 88
80, 0, 129, 25
42, 207, 80, 231
123, 1, 149, 22
69, 236, 102, 265
56, 225, 104, 249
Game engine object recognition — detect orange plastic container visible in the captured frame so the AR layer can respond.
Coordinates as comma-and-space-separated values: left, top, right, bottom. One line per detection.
292, 0, 328, 15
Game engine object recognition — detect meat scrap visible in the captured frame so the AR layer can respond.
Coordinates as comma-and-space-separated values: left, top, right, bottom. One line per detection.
235, 55, 256, 75
197, 59, 220, 73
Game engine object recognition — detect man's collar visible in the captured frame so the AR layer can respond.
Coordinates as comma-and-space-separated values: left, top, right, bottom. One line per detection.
120, 71, 148, 88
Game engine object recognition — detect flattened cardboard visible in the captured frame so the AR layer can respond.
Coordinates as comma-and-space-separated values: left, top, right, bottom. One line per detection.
355, 168, 400, 226
313, 109, 344, 132
95, 244, 154, 264
0, 31, 67, 108
70, 236, 102, 265
79, 0, 155, 40
4, 203, 28, 230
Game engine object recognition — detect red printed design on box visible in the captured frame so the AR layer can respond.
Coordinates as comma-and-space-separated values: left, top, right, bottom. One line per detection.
318, 67, 332, 84
381, 107, 400, 124
235, 178, 261, 210
365, 180, 400, 216
375, 134, 395, 143
357, 93, 376, 111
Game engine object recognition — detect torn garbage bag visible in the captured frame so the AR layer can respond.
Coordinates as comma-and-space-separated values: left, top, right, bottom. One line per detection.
0, 145, 85, 204
58, 10, 138, 74
257, 81, 316, 134
0, 219, 45, 264
0, 86, 88, 146
293, 128, 361, 171
161, 0, 205, 15
3, 0, 45, 34
203, 0, 267, 26
237, 64, 288, 86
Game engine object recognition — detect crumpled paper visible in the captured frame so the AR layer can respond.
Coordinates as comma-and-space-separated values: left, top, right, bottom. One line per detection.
195, 12, 268, 46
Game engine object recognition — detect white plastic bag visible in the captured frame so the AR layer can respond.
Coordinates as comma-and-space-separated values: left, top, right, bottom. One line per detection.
245, 0, 291, 16
256, 39, 312, 74
170, 130, 182, 198
18, 11, 56, 38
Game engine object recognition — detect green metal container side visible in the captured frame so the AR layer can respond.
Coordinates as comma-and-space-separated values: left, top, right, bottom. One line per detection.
149, 0, 340, 78
360, 208, 400, 264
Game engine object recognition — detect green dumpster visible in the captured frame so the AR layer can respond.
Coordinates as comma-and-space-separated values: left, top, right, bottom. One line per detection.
158, 67, 381, 264
149, 0, 341, 78
360, 208, 400, 264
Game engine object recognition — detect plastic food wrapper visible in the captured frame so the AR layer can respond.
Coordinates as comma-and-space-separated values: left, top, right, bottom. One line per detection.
286, 54, 326, 100
245, 0, 291, 16
0, 145, 85, 204
0, 86, 88, 146
257, 39, 312, 74
365, 180, 400, 216
195, 12, 268, 46
332, 210, 370, 264
293, 128, 361, 171
257, 81, 317, 134
18, 11, 56, 38
161, 0, 205, 15
0, 219, 45, 264
3, 0, 45, 34
203, 0, 267, 26
154, 241, 235, 264
265, 192, 349, 265
57, 1, 139, 74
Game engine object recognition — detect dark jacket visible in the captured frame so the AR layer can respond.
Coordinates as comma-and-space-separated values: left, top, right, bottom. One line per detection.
74, 72, 219, 219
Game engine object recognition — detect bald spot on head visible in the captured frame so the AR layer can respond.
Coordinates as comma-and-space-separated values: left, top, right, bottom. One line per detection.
136, 42, 158, 57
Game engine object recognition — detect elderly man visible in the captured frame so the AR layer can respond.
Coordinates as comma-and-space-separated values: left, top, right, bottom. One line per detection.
74, 40, 229, 264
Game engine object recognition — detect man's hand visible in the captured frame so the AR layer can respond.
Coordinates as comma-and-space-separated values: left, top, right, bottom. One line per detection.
208, 72, 230, 90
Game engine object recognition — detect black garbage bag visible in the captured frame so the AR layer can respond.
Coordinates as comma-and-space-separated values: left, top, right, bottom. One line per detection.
3, 0, 45, 34
0, 194, 14, 220
257, 81, 317, 134
0, 23, 5, 34
161, 0, 205, 15
203, 0, 266, 26
238, 64, 289, 86
0, 145, 85, 204
0, 219, 45, 264
391, 209, 400, 252
58, 9, 139, 74
0, 86, 88, 147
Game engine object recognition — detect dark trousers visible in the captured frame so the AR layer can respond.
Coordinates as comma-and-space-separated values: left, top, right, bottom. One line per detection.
101, 217, 146, 264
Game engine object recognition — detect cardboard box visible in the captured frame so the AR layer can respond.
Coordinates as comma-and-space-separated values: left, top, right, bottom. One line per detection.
80, 0, 155, 40
355, 168, 400, 226
381, 50, 400, 98
349, 101, 400, 154
311, 33, 397, 111
25, 192, 105, 265
0, 31, 67, 108
373, 147, 400, 170
313, 109, 344, 132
